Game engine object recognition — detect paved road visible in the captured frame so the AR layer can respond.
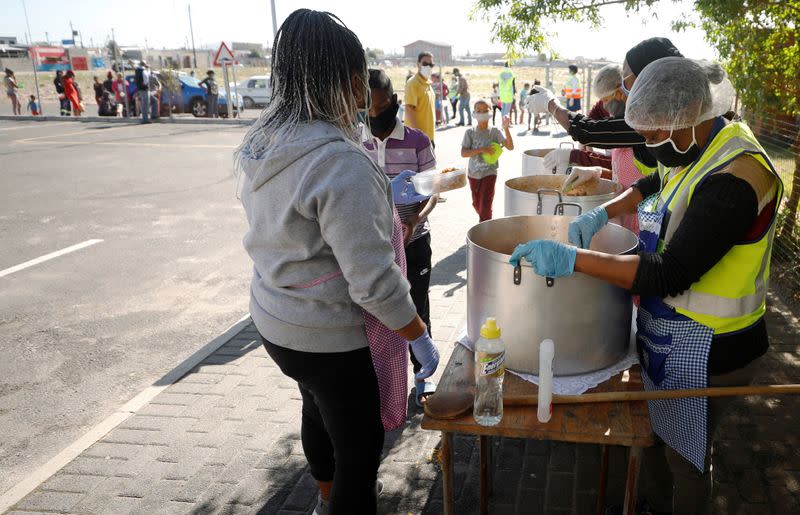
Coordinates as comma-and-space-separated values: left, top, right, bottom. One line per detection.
0, 120, 253, 492
0, 99, 261, 120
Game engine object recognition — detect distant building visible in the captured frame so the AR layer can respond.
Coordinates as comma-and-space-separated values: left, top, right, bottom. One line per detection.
232, 42, 265, 53
403, 40, 452, 65
0, 36, 19, 45
231, 42, 268, 67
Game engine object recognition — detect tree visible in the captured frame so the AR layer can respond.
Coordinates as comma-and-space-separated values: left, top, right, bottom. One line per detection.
158, 70, 181, 119
248, 49, 262, 58
475, 0, 800, 237
365, 47, 384, 61
106, 40, 121, 61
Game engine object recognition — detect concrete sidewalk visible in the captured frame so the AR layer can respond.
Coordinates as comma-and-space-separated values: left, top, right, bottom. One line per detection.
5, 124, 800, 514
7, 305, 800, 515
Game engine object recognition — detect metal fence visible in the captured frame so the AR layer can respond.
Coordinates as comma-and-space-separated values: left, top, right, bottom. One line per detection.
742, 109, 800, 304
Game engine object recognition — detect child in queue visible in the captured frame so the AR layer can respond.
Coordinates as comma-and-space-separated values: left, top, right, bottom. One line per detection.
27, 95, 40, 116
461, 99, 514, 222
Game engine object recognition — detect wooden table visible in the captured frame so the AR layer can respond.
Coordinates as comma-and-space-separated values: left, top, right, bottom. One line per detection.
421, 344, 656, 515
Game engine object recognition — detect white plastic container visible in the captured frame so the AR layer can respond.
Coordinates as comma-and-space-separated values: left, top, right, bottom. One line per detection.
537, 339, 554, 423
411, 168, 467, 196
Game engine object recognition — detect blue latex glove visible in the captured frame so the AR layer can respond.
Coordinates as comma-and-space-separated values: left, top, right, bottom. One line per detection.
567, 206, 609, 249
390, 170, 430, 205
508, 240, 577, 278
409, 329, 440, 381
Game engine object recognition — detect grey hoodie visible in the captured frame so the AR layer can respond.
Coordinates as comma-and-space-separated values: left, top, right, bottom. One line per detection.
239, 120, 417, 353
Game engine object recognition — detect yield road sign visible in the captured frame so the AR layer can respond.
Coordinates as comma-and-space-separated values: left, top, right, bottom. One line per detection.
213, 42, 238, 66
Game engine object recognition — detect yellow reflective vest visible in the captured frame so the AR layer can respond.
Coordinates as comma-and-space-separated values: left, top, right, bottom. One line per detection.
498, 68, 515, 104
634, 155, 658, 177
656, 122, 783, 334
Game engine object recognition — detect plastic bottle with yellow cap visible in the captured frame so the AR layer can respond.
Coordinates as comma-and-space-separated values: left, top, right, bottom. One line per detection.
474, 317, 505, 426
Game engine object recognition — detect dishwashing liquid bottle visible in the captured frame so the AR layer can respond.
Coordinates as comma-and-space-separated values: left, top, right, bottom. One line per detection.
474, 317, 505, 426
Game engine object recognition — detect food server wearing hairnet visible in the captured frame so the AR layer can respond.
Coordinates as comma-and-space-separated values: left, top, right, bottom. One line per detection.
512, 57, 782, 514
531, 38, 684, 179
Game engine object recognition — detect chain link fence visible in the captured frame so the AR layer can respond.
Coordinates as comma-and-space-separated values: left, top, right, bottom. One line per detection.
741, 109, 800, 306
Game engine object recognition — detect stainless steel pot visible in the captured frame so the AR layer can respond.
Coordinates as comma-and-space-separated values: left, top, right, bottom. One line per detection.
521, 148, 556, 176
521, 143, 574, 176
466, 215, 638, 375
504, 175, 622, 218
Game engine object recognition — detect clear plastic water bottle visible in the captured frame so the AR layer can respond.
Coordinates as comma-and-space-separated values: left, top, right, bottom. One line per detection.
474, 317, 505, 426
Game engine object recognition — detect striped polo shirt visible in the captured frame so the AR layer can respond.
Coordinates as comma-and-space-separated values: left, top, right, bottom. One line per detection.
363, 119, 437, 242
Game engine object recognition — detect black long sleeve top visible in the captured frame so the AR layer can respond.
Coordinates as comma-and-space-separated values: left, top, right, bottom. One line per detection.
629, 165, 772, 375
567, 114, 658, 168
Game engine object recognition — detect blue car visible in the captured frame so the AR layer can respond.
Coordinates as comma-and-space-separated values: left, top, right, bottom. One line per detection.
125, 72, 244, 118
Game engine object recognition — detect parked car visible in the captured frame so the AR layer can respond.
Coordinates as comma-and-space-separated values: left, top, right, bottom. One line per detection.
236, 75, 271, 108
125, 72, 244, 118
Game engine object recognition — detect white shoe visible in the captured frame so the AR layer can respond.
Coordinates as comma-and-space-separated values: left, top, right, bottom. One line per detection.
311, 480, 382, 514
312, 493, 329, 515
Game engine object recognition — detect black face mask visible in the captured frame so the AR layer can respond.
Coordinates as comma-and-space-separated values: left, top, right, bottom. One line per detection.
369, 101, 399, 136
645, 128, 701, 168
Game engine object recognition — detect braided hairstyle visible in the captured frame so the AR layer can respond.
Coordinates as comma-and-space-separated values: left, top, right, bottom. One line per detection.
237, 9, 367, 164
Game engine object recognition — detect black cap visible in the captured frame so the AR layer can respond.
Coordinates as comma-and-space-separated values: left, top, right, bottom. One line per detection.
625, 37, 683, 76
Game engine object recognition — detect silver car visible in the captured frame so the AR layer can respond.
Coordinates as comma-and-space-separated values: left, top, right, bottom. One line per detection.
237, 75, 271, 108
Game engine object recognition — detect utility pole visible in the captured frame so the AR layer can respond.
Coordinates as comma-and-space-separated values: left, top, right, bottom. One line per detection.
45, 31, 49, 44
69, 20, 76, 45
21, 0, 42, 115
188, 3, 198, 70
270, 0, 278, 38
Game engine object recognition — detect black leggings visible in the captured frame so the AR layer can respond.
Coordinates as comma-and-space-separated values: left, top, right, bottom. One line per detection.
261, 337, 384, 514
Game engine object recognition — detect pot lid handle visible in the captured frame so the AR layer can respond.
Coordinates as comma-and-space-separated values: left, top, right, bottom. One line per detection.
513, 263, 522, 285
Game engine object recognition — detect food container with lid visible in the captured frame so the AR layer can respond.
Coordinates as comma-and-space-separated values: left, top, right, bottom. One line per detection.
411, 168, 467, 196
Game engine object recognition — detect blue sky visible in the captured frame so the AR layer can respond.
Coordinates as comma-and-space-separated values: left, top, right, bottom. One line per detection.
2, 0, 716, 61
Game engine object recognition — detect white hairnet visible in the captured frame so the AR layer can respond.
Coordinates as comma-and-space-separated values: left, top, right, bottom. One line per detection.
593, 64, 623, 99
624, 57, 735, 131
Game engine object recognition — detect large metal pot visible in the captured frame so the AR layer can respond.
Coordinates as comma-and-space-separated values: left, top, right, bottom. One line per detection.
521, 148, 556, 176
504, 175, 623, 218
466, 215, 637, 375
521, 143, 574, 176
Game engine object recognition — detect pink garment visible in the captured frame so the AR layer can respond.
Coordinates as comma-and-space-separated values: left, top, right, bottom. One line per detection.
611, 147, 643, 234
363, 208, 409, 431
288, 208, 410, 431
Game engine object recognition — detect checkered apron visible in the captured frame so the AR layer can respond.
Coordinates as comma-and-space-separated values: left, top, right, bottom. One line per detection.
637, 191, 713, 472
363, 209, 409, 431
289, 209, 409, 432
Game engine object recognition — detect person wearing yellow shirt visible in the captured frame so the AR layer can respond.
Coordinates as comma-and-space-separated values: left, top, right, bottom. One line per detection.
404, 52, 437, 144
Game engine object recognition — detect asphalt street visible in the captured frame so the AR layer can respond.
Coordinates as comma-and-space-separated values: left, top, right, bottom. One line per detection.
0, 120, 253, 493
0, 98, 262, 120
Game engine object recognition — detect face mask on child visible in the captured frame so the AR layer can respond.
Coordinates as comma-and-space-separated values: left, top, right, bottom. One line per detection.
473, 111, 492, 122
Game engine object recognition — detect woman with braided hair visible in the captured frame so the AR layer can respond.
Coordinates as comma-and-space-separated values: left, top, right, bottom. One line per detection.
235, 9, 438, 514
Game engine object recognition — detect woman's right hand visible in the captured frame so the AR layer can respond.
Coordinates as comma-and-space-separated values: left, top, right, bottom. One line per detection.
408, 329, 439, 381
